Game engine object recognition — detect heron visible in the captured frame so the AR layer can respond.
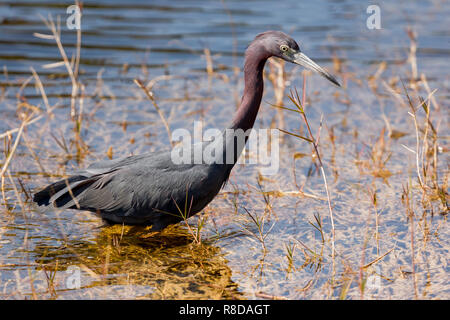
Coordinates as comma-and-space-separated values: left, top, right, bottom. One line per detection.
33, 31, 340, 231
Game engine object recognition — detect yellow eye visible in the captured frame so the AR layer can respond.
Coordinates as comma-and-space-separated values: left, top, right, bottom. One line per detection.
280, 45, 289, 52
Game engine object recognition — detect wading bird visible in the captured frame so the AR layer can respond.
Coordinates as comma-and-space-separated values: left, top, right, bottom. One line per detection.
34, 31, 340, 230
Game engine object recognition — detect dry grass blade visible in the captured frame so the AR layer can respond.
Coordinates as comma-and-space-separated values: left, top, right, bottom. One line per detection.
37, 14, 79, 120
362, 248, 394, 269
1, 114, 31, 178
270, 103, 302, 114
279, 75, 337, 287
0, 103, 59, 140
134, 78, 173, 148
239, 207, 275, 253
30, 67, 51, 113
278, 128, 313, 143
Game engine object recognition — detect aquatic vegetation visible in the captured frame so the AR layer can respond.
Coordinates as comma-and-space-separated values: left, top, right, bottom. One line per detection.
0, 1, 448, 300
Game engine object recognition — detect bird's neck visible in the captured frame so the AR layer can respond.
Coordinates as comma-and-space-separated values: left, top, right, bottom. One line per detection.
209, 45, 269, 177
230, 48, 267, 132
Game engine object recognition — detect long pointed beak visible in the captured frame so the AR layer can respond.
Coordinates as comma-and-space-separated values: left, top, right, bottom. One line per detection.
292, 52, 340, 87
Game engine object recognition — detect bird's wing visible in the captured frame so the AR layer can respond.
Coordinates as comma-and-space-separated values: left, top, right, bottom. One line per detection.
47, 152, 167, 210
65, 154, 212, 218
79, 152, 155, 175
71, 169, 132, 212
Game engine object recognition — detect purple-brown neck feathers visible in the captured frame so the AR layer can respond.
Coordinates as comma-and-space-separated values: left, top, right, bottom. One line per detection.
230, 41, 270, 132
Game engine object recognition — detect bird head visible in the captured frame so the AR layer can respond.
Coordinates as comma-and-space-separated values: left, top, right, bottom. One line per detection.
253, 31, 340, 87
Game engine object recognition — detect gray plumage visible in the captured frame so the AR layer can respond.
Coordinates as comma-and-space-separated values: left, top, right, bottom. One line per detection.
33, 31, 340, 230
34, 148, 230, 230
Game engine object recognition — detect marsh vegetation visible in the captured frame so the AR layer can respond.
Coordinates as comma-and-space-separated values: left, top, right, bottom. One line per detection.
0, 1, 448, 299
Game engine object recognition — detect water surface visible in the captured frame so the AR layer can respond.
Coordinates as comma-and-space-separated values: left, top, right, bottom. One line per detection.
0, 0, 448, 299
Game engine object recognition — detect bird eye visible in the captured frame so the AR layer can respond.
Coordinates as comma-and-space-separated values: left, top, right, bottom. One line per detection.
280, 45, 289, 52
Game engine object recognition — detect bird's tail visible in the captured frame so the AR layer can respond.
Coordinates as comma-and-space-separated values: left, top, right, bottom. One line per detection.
33, 175, 92, 207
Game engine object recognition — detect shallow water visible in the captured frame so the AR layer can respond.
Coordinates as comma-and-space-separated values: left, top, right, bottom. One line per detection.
0, 0, 448, 299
